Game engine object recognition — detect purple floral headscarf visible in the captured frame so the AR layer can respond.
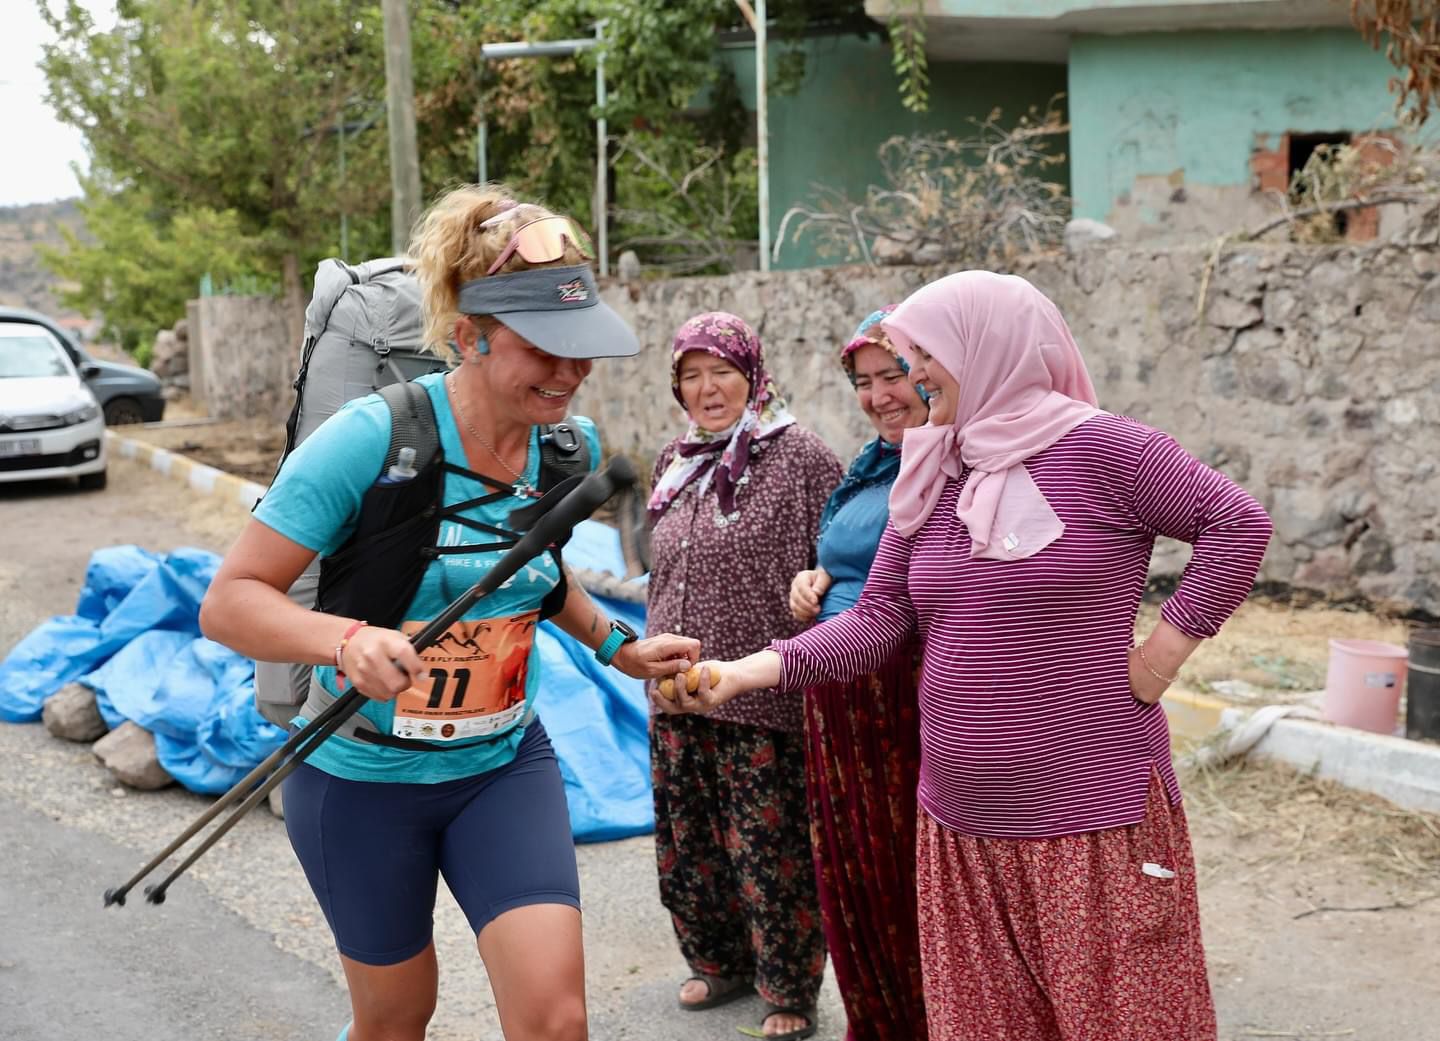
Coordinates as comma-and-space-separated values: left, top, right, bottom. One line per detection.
647, 311, 796, 521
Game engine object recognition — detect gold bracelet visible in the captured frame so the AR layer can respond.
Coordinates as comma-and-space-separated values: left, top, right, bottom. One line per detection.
1136, 642, 1178, 685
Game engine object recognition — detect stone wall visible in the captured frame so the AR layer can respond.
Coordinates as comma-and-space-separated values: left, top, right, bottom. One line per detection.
188, 294, 292, 420
578, 243, 1440, 615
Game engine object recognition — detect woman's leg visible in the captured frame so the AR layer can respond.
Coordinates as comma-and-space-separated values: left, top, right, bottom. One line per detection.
804, 650, 927, 1041
915, 774, 1217, 1041
439, 720, 586, 1040
283, 763, 448, 1040
477, 905, 587, 1040
715, 723, 826, 1036
651, 713, 756, 996
338, 947, 439, 1041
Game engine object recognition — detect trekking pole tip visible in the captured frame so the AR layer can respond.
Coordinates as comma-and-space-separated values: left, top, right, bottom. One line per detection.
142, 884, 167, 905
103, 887, 126, 908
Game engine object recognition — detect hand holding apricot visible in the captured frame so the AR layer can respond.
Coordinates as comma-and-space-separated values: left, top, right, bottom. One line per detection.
657, 664, 721, 701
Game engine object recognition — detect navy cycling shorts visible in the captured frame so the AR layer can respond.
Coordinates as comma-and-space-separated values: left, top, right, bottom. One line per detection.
282, 720, 581, 966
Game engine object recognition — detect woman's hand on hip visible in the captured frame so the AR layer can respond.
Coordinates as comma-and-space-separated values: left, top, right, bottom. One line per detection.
1129, 621, 1201, 704
788, 567, 832, 623
340, 626, 424, 701
612, 633, 701, 680
648, 650, 783, 716
1127, 645, 1170, 704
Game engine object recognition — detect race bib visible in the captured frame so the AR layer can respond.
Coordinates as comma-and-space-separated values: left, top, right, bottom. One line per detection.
390, 611, 538, 741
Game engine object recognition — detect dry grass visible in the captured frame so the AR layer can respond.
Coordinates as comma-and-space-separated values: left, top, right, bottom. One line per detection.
1137, 598, 1414, 704
1182, 756, 1440, 895
122, 414, 286, 484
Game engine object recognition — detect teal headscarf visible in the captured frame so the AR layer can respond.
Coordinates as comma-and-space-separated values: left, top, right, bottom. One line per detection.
819, 305, 921, 536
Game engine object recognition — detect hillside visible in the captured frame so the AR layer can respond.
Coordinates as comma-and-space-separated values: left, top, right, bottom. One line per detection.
0, 199, 85, 321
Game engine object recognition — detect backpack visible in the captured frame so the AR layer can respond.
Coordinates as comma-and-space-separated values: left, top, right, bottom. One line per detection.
252, 257, 590, 727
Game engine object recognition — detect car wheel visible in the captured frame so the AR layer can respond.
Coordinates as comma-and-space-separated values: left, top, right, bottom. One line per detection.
78, 469, 108, 492
104, 397, 146, 426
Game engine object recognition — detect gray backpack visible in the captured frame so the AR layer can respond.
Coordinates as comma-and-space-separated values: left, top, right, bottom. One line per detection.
253, 257, 446, 725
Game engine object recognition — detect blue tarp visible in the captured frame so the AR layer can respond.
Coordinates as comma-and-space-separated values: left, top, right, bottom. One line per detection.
0, 522, 654, 841
537, 520, 654, 842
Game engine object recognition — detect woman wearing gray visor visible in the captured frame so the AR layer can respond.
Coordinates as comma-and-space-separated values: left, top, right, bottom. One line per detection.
201, 185, 700, 1041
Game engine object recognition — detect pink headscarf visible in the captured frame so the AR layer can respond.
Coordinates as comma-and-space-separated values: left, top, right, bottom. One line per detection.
881, 271, 1102, 559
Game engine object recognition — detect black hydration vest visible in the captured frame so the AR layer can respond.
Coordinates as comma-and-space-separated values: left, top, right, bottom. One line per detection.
303, 381, 591, 752
314, 380, 591, 630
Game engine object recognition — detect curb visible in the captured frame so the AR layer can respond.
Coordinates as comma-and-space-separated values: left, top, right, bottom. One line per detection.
105, 430, 267, 510
1222, 707, 1440, 814
1161, 687, 1232, 743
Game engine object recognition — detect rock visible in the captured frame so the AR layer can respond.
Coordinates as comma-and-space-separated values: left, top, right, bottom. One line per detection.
173, 318, 189, 342
1064, 218, 1118, 253
1205, 291, 1263, 329
617, 250, 642, 284
869, 235, 912, 265
1073, 256, 1105, 295
268, 785, 284, 819
1416, 279, 1440, 322
1262, 288, 1299, 327
1233, 327, 1282, 355
42, 683, 108, 743
151, 329, 189, 379
1315, 328, 1365, 364
93, 722, 174, 791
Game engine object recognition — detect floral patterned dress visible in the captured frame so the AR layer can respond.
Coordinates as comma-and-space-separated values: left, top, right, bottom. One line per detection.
647, 422, 843, 1011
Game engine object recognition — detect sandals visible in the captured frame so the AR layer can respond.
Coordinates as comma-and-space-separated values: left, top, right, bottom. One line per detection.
759, 1004, 817, 1041
676, 972, 754, 1011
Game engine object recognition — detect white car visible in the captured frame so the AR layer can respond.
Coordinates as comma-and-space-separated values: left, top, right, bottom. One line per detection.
0, 320, 107, 490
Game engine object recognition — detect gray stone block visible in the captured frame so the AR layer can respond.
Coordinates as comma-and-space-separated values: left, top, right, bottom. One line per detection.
42, 683, 108, 743
93, 722, 174, 791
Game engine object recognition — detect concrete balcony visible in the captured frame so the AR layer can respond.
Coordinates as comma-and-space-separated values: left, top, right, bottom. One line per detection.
864, 0, 1355, 61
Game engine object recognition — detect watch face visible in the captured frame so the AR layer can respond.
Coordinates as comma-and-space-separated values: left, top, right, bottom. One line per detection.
614, 619, 638, 641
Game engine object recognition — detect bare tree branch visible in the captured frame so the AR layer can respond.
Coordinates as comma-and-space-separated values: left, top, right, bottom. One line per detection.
774, 102, 1070, 269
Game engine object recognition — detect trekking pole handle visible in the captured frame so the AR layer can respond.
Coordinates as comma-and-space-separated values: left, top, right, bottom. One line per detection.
407, 456, 636, 653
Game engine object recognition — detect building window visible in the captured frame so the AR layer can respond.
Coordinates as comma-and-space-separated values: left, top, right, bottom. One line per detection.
1251, 130, 1392, 242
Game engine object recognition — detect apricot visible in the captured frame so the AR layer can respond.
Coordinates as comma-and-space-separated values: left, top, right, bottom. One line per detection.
657, 665, 720, 701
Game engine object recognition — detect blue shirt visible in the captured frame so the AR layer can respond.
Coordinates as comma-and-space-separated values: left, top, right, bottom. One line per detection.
816, 480, 893, 622
253, 371, 600, 783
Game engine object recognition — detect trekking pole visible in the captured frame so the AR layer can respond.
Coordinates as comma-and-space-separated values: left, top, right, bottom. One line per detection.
104, 456, 637, 908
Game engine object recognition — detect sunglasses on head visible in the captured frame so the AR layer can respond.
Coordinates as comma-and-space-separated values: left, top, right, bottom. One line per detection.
483, 213, 596, 276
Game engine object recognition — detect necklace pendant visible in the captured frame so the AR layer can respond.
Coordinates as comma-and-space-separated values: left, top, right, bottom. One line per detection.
513, 481, 539, 499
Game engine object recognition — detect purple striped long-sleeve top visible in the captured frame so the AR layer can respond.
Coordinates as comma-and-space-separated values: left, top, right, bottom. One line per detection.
771, 415, 1273, 839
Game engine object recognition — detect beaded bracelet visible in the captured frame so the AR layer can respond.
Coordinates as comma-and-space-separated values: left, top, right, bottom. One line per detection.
334, 620, 369, 689
1136, 642, 1179, 685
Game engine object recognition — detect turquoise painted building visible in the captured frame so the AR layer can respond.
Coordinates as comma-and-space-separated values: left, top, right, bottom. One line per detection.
717, 35, 1068, 268
861, 0, 1406, 241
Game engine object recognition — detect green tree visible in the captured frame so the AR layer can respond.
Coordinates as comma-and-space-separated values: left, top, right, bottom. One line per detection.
39, 173, 267, 351
38, 0, 901, 352
40, 0, 390, 349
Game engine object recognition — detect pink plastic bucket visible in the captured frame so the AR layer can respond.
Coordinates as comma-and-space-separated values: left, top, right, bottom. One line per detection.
1323, 639, 1409, 734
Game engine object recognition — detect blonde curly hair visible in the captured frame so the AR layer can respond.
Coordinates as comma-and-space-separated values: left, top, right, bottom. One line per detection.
406, 183, 591, 365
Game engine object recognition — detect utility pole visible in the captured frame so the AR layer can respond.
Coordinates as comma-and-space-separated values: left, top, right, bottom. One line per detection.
755, 0, 769, 271
382, 0, 422, 254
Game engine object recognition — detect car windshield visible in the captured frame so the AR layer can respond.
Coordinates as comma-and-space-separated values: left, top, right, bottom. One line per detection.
0, 327, 71, 379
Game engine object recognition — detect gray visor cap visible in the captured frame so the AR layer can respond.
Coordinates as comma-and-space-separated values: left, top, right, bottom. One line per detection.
457, 264, 640, 360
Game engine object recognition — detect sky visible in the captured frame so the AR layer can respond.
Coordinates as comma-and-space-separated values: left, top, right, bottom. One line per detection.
2, 0, 115, 208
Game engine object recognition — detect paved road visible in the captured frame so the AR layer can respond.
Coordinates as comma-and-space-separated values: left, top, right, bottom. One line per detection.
0, 460, 847, 1041
0, 794, 347, 1041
